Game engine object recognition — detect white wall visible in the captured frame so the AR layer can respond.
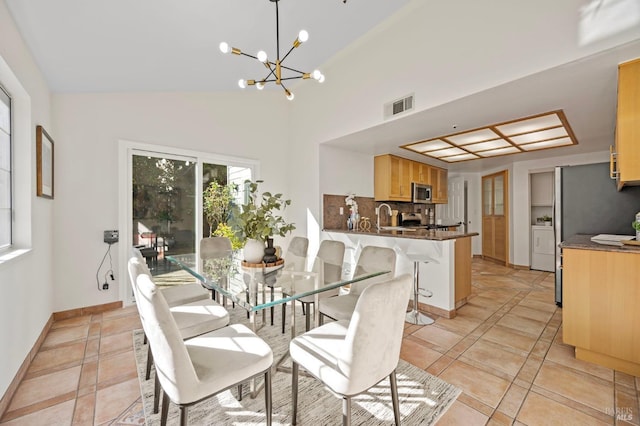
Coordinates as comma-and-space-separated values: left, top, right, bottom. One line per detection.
0, 1, 53, 398
319, 145, 374, 198
51, 92, 289, 311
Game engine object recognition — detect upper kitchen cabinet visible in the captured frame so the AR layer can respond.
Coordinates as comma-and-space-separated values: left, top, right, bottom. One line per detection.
374, 154, 412, 202
374, 154, 448, 203
432, 167, 448, 204
612, 58, 640, 190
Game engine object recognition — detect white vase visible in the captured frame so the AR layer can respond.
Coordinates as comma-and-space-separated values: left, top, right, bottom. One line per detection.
243, 239, 265, 263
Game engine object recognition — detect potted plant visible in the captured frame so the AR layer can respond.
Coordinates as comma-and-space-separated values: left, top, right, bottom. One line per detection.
632, 216, 640, 241
229, 180, 296, 263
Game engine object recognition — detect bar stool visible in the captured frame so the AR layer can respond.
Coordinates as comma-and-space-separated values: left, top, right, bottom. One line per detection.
405, 253, 437, 325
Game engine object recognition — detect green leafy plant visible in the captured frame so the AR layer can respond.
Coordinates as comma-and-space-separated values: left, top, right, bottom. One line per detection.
203, 181, 237, 237
632, 220, 640, 232
212, 223, 243, 251
538, 215, 552, 222
229, 180, 296, 243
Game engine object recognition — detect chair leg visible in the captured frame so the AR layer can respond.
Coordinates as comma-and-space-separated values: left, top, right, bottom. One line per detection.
160, 391, 169, 426
153, 374, 161, 414
281, 302, 286, 334
301, 303, 306, 315
319, 312, 324, 326
270, 286, 275, 326
390, 370, 401, 426
342, 396, 352, 426
145, 346, 153, 380
237, 384, 243, 401
291, 362, 299, 425
265, 370, 273, 426
305, 302, 311, 331
180, 405, 188, 426
143, 333, 147, 345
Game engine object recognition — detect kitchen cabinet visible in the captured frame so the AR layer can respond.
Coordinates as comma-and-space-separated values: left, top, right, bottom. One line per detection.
482, 170, 509, 265
374, 154, 412, 201
432, 167, 448, 204
612, 58, 640, 190
562, 246, 640, 376
530, 226, 554, 271
411, 161, 430, 185
374, 154, 448, 203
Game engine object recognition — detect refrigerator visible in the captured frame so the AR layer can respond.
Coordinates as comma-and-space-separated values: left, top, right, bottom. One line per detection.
554, 162, 640, 306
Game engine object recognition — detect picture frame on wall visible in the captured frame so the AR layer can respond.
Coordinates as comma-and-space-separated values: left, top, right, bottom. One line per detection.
36, 125, 54, 199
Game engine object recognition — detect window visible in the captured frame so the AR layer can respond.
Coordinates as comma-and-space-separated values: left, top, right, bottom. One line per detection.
0, 86, 10, 250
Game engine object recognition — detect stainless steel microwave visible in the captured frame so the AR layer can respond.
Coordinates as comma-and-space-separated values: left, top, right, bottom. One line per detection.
412, 183, 432, 203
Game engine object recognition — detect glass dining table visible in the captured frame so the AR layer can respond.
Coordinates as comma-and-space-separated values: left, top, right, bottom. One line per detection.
166, 252, 389, 336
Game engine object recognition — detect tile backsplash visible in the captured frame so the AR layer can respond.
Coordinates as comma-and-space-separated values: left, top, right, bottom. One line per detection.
323, 194, 429, 230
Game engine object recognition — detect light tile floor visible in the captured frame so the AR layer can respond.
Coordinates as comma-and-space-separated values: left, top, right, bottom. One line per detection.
1, 258, 638, 425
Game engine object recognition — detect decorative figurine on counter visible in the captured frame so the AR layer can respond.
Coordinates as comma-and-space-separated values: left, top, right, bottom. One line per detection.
345, 193, 359, 231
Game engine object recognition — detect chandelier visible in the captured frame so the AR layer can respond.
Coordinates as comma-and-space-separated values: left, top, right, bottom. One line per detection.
219, 0, 325, 101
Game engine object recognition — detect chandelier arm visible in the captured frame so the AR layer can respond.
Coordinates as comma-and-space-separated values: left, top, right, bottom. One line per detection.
279, 64, 307, 75
280, 45, 296, 63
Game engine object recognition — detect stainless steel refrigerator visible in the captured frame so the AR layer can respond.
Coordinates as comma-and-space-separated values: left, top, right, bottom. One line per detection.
554, 162, 640, 306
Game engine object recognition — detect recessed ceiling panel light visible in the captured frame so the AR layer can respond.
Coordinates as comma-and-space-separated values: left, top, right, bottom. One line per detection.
428, 147, 467, 157
496, 113, 562, 136
405, 139, 451, 152
465, 139, 511, 152
509, 127, 568, 144
443, 153, 479, 162
478, 146, 520, 157
519, 137, 573, 151
400, 110, 577, 163
446, 128, 500, 145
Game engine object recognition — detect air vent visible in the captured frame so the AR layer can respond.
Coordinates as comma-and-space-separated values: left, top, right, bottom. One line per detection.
384, 94, 414, 120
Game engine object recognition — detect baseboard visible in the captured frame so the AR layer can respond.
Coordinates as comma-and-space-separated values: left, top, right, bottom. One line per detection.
52, 301, 122, 321
410, 299, 456, 319
1, 300, 123, 419
0, 314, 53, 419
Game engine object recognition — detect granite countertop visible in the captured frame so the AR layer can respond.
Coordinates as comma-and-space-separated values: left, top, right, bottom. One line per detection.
323, 228, 479, 241
560, 234, 640, 253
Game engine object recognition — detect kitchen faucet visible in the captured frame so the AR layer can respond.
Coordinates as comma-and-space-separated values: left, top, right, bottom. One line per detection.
376, 203, 393, 231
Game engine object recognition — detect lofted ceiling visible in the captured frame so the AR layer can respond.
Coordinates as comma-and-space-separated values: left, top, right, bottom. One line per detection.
5, 0, 640, 173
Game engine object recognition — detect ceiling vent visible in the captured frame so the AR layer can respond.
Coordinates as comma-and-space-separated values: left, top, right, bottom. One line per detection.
384, 94, 414, 120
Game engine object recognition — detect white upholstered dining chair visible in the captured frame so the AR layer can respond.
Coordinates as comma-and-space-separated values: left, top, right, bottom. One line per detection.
318, 245, 396, 323
272, 236, 309, 332
129, 250, 230, 413
281, 239, 345, 332
289, 274, 412, 425
129, 259, 273, 426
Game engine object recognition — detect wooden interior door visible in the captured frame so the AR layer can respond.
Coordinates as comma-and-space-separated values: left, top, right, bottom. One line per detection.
482, 170, 509, 265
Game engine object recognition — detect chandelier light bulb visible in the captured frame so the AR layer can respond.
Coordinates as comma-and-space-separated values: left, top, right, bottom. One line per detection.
238, 79, 247, 89
312, 69, 322, 80
256, 82, 265, 90
257, 51, 268, 63
318, 73, 325, 83
286, 90, 295, 101
219, 42, 230, 54
298, 30, 309, 43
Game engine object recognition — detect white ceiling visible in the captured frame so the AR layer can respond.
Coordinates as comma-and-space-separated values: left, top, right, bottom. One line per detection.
5, 0, 640, 173
4, 0, 410, 92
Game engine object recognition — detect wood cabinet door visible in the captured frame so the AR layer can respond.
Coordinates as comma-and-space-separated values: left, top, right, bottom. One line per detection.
411, 162, 429, 185
617, 58, 640, 185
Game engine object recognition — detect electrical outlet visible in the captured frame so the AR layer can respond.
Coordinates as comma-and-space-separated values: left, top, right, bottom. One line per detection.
339, 207, 344, 215
104, 230, 119, 244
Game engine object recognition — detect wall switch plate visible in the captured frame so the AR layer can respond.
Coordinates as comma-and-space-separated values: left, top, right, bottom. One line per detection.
339, 207, 344, 215
104, 230, 119, 244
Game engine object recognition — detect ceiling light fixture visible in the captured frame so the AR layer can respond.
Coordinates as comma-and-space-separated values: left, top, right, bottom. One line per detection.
401, 110, 579, 163
219, 0, 325, 101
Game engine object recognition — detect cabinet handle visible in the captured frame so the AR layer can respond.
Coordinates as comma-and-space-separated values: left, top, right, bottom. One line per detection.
610, 145, 619, 179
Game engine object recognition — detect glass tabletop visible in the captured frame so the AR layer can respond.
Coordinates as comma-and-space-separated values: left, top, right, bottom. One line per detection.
166, 252, 389, 312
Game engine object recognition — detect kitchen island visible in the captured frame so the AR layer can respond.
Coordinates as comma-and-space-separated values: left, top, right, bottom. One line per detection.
560, 234, 640, 376
323, 228, 478, 318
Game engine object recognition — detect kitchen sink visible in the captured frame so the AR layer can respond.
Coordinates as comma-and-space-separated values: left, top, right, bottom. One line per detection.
379, 226, 416, 231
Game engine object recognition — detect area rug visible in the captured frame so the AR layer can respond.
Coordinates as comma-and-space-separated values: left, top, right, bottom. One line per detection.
134, 305, 461, 425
